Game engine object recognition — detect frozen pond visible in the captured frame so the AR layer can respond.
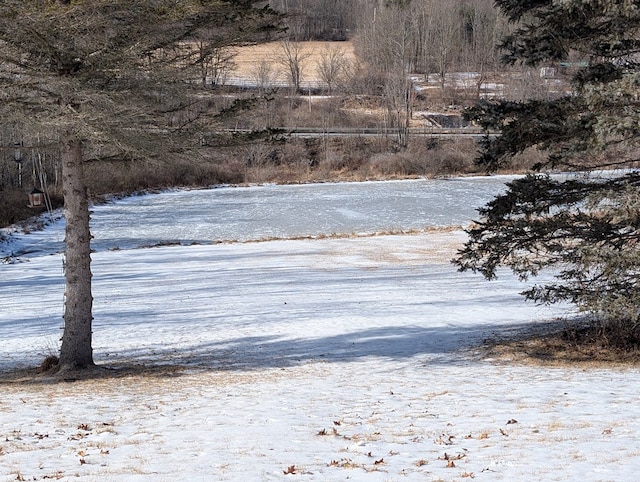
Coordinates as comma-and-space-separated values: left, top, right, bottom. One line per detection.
3, 176, 514, 257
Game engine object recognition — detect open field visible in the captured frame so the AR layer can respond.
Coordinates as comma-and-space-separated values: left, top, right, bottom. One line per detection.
231, 41, 356, 88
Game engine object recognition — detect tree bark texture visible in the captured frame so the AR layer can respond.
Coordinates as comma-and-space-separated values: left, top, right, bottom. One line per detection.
59, 134, 94, 370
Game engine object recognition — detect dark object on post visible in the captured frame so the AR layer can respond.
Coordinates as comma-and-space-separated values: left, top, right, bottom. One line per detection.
28, 188, 45, 208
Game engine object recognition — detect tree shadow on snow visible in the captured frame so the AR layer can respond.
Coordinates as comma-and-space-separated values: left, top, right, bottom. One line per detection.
2, 317, 573, 384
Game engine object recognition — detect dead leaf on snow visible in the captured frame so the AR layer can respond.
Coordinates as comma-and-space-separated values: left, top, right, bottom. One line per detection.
436, 434, 455, 445
439, 452, 466, 461
41, 472, 64, 480
328, 458, 358, 469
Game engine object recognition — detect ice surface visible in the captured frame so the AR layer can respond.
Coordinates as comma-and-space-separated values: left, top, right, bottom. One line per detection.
1, 176, 512, 258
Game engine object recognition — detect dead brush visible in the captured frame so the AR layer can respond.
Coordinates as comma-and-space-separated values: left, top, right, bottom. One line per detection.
40, 355, 59, 373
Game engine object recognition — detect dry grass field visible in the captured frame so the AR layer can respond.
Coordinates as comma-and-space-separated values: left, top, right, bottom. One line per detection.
231, 40, 356, 86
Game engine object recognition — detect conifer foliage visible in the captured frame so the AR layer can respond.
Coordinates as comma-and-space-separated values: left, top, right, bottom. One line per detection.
454, 1, 640, 338
0, 0, 282, 372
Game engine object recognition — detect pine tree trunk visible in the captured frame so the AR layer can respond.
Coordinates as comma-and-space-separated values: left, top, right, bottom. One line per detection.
58, 133, 94, 371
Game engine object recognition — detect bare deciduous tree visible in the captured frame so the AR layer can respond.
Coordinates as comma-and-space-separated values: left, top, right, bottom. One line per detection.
197, 43, 236, 87
459, 0, 501, 99
253, 60, 279, 95
276, 39, 312, 93
353, 1, 415, 145
316, 45, 348, 95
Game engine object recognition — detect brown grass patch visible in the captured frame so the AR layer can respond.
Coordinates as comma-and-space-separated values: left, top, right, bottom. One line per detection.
232, 41, 356, 82
0, 359, 331, 394
0, 363, 190, 387
483, 320, 640, 368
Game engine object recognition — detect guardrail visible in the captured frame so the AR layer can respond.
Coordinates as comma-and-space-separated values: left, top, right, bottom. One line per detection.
223, 127, 492, 138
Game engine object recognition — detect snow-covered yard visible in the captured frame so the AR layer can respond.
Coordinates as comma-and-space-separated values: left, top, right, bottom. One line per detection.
1, 178, 639, 481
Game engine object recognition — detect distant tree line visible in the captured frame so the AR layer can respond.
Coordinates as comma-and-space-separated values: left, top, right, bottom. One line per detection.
270, 0, 502, 76
353, 0, 500, 77
269, 0, 361, 40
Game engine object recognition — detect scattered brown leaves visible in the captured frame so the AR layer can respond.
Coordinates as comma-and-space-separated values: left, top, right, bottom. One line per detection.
284, 465, 296, 475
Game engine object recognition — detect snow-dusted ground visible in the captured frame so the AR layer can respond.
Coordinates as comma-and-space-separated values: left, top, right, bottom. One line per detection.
1, 177, 639, 481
